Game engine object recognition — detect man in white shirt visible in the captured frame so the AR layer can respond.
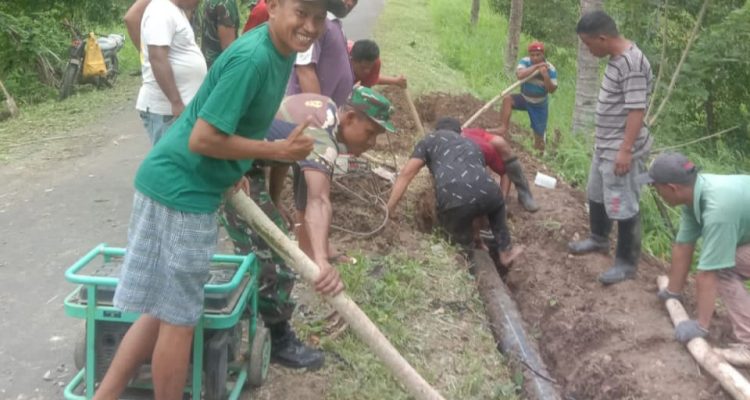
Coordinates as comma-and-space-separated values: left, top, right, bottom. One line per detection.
128, 0, 207, 144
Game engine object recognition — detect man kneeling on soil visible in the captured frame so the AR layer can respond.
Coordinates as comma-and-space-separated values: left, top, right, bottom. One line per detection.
434, 117, 539, 213
222, 86, 395, 368
641, 152, 750, 364
387, 121, 523, 267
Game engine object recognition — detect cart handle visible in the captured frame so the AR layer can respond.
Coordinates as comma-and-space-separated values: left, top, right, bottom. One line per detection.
65, 244, 257, 293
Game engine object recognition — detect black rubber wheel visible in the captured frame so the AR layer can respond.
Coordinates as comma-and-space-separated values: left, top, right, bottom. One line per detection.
204, 331, 229, 400
108, 55, 119, 86
247, 324, 271, 388
73, 324, 86, 370
59, 63, 79, 100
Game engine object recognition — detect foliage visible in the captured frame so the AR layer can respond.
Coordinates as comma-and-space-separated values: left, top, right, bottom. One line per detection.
489, 0, 580, 47
0, 1, 130, 105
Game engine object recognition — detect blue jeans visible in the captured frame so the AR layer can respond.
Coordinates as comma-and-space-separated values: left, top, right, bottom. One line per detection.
139, 110, 174, 145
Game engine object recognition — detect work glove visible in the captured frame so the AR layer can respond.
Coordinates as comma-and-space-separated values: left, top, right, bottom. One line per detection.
657, 288, 682, 302
675, 320, 709, 344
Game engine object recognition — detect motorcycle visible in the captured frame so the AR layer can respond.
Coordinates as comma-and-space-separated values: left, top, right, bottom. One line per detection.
59, 21, 124, 100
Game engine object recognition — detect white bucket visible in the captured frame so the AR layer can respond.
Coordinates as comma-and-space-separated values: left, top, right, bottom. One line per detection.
534, 172, 557, 189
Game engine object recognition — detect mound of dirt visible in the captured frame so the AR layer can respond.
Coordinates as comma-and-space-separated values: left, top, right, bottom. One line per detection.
393, 89, 740, 399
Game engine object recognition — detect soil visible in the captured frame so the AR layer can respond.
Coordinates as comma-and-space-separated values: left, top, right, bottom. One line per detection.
375, 87, 742, 399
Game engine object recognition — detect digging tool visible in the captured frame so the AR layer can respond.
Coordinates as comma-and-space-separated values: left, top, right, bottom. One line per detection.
462, 72, 538, 129
403, 88, 424, 137
657, 276, 750, 399
228, 191, 445, 400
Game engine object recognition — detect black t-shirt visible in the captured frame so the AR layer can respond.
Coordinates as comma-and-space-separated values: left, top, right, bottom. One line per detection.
411, 130, 501, 210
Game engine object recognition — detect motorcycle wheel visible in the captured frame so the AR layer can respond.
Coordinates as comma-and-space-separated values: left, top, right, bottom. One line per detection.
108, 55, 119, 86
59, 63, 79, 100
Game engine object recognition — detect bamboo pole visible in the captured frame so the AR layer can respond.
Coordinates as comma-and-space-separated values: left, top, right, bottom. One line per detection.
462, 72, 538, 129
403, 88, 424, 137
228, 191, 445, 400
657, 275, 750, 399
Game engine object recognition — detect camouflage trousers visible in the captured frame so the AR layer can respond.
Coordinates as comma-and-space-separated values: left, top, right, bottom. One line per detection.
221, 167, 296, 325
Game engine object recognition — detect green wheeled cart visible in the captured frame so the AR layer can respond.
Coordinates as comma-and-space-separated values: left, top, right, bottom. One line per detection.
63, 244, 271, 399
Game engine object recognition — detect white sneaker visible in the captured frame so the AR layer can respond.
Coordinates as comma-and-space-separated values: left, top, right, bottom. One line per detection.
715, 343, 750, 366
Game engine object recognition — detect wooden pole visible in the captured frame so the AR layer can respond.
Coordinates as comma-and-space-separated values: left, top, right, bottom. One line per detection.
462, 72, 538, 129
657, 275, 750, 400
403, 88, 424, 137
229, 191, 445, 400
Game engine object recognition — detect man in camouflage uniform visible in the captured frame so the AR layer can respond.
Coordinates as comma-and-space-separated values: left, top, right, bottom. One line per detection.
199, 0, 240, 67
222, 86, 395, 370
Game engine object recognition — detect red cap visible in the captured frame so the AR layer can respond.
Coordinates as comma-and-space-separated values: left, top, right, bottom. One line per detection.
528, 41, 544, 53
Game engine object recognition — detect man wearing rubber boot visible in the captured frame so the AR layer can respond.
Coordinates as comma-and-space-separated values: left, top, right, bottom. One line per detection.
222, 165, 325, 370
568, 11, 653, 285
223, 86, 395, 369
642, 153, 750, 365
434, 117, 539, 213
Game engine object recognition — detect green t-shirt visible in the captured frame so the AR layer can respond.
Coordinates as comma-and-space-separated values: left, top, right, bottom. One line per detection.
675, 174, 750, 270
134, 25, 295, 213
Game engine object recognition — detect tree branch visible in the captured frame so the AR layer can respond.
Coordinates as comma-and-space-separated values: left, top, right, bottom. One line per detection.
648, 0, 710, 127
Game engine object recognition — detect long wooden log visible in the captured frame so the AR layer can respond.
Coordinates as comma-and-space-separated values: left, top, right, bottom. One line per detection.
657, 275, 750, 399
229, 191, 445, 400
462, 72, 538, 129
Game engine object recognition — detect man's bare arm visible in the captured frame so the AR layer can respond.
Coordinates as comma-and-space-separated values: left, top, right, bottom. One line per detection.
295, 65, 321, 94
149, 45, 184, 116
218, 25, 237, 49
387, 158, 426, 215
124, 0, 151, 51
188, 118, 313, 161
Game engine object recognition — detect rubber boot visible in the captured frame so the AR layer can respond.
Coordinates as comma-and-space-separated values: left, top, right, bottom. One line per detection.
269, 321, 325, 370
504, 158, 539, 212
568, 201, 612, 254
599, 214, 641, 285
534, 135, 545, 155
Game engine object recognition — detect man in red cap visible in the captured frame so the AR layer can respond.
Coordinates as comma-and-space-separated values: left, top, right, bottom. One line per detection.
494, 40, 558, 153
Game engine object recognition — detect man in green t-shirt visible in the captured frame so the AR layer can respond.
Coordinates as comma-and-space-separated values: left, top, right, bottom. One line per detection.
93, 2, 345, 399
639, 152, 750, 365
221, 86, 394, 369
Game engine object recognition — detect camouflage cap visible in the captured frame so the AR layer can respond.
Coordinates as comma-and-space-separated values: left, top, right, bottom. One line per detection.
347, 86, 396, 133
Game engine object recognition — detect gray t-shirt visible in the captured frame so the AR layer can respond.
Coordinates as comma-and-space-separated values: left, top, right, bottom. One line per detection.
411, 130, 501, 211
595, 43, 653, 160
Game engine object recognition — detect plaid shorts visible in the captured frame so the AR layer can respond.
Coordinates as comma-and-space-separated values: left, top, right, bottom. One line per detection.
586, 153, 647, 220
113, 191, 218, 326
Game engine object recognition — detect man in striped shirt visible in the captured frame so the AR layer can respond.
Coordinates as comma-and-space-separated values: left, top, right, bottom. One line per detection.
568, 10, 653, 285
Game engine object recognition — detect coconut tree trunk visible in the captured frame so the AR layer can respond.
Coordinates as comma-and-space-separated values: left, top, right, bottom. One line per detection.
571, 0, 604, 135
504, 0, 524, 77
470, 0, 480, 26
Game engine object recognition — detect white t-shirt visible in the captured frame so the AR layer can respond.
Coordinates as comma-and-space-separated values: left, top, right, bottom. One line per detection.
136, 0, 207, 115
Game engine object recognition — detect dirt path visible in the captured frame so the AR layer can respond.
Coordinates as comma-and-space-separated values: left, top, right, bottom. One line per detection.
0, 102, 148, 399
402, 88, 737, 400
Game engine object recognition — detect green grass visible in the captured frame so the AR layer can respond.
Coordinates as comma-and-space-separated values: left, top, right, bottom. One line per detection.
373, 0, 468, 96
313, 239, 519, 400
0, 22, 141, 162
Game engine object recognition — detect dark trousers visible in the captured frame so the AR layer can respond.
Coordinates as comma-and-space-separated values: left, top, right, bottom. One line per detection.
437, 200, 511, 253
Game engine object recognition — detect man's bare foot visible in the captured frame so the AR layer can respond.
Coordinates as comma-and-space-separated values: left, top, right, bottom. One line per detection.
499, 245, 524, 268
